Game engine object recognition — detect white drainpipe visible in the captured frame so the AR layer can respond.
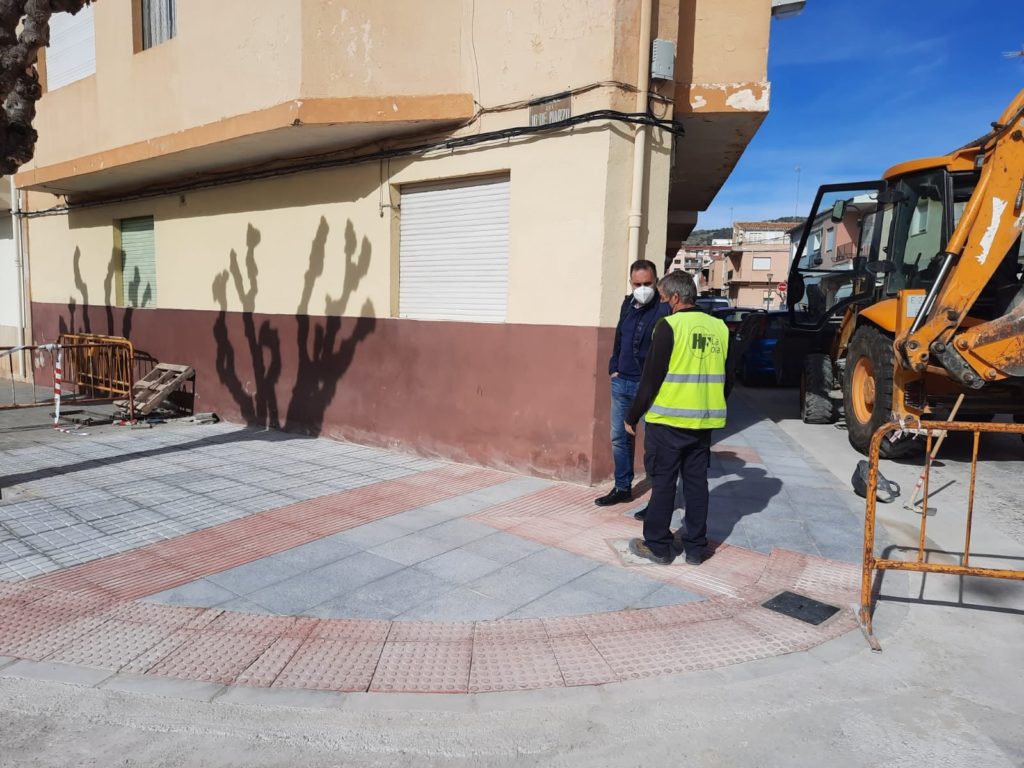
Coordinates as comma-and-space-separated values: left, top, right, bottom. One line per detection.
626, 0, 654, 265
10, 177, 26, 378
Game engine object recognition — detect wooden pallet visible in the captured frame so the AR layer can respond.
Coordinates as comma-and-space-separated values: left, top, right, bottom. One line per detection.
114, 363, 195, 417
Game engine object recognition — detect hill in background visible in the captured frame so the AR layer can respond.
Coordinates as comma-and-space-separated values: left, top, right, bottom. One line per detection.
684, 216, 803, 245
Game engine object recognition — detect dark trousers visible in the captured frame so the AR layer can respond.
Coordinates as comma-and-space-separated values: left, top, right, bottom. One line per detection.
642, 422, 712, 559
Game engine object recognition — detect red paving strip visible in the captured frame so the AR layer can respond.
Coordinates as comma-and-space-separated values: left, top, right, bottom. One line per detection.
28, 464, 512, 600
0, 548, 861, 694
0, 450, 866, 695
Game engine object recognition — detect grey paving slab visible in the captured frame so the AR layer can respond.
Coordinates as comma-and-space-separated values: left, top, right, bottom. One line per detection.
460, 531, 545, 565
508, 583, 627, 618
413, 548, 505, 585
741, 516, 821, 558
512, 548, 602, 583
467, 564, 568, 607
206, 558, 303, 595
420, 518, 497, 547
395, 586, 515, 621
244, 553, 404, 614
307, 568, 455, 620
567, 564, 666, 604
629, 583, 704, 608
368, 532, 459, 566
143, 579, 240, 608
269, 535, 360, 571
330, 519, 411, 549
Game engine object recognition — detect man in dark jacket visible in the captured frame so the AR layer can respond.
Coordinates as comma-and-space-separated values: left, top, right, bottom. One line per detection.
594, 260, 671, 507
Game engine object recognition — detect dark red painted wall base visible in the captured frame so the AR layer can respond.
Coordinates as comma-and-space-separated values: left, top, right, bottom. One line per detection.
31, 302, 615, 484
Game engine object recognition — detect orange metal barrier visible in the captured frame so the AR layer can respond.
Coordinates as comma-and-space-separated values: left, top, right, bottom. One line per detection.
57, 333, 135, 401
860, 420, 1024, 648
1, 335, 136, 421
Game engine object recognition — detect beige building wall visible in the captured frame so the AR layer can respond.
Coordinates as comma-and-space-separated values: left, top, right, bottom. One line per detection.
28, 129, 618, 329
22, 0, 775, 483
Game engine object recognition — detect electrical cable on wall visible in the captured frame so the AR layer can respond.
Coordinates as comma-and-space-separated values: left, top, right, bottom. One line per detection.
20, 82, 683, 220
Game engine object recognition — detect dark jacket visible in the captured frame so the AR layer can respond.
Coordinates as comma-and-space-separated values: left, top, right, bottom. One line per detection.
609, 296, 671, 379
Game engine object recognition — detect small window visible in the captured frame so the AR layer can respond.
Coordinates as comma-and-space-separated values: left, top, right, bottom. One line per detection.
727, 270, 734, 281
752, 256, 772, 271
825, 228, 836, 254
136, 0, 176, 51
119, 217, 157, 308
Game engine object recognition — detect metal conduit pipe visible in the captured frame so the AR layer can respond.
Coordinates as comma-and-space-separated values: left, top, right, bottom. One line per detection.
626, 0, 654, 265
10, 177, 27, 379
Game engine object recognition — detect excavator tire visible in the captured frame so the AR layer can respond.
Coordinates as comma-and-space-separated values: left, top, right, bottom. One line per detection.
843, 325, 917, 459
800, 353, 836, 424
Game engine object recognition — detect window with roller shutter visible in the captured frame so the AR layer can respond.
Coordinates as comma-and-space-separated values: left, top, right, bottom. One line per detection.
45, 5, 96, 91
398, 175, 510, 323
119, 217, 157, 308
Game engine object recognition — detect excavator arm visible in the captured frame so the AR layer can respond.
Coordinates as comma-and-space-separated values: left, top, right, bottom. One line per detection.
897, 89, 1024, 387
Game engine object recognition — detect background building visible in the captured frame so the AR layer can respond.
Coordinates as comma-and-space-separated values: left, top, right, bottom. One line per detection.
723, 221, 792, 308
16, 0, 778, 483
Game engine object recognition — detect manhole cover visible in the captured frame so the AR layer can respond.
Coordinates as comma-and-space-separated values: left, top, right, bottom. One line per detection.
762, 591, 839, 625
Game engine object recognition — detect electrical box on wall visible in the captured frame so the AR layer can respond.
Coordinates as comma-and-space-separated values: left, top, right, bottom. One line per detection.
650, 39, 676, 81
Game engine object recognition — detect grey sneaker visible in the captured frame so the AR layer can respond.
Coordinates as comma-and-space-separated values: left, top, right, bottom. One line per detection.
628, 538, 675, 565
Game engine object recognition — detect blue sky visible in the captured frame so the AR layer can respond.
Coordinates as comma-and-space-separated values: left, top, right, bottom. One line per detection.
699, 0, 1024, 230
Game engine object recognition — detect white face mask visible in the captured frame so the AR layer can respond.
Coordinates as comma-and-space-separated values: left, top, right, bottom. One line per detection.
633, 285, 655, 305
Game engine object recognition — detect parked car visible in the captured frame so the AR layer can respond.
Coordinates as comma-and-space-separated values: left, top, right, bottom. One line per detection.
712, 306, 759, 334
695, 296, 731, 313
733, 310, 797, 386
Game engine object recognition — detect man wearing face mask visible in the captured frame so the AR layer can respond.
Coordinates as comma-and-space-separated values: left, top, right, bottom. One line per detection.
594, 259, 670, 507
623, 270, 730, 565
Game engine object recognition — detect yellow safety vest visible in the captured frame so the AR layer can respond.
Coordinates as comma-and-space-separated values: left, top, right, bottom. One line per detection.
644, 311, 729, 430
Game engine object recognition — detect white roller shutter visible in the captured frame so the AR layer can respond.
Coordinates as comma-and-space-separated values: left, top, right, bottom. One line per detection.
121, 217, 157, 308
46, 5, 96, 91
399, 175, 509, 323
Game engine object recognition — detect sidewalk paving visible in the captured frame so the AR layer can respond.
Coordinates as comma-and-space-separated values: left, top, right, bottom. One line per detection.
0, 388, 871, 695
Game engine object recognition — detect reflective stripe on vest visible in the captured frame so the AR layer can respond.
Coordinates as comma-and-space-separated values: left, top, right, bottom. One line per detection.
645, 311, 729, 430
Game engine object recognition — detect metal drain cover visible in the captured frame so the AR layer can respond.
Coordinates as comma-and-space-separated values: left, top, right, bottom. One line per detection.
762, 591, 839, 625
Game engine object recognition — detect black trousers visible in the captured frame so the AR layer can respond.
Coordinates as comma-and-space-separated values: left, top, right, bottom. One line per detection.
642, 422, 712, 559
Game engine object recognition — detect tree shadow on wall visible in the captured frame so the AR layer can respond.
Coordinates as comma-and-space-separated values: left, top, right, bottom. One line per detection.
58, 246, 141, 342
212, 217, 376, 435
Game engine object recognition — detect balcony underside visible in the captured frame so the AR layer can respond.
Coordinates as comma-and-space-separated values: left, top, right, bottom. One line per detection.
665, 82, 769, 247
15, 94, 475, 201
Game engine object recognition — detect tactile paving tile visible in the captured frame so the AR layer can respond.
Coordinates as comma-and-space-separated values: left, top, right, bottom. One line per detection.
540, 615, 587, 638
548, 633, 618, 687
45, 619, 174, 670
645, 598, 740, 628
369, 640, 472, 693
387, 621, 474, 644
204, 612, 303, 637
234, 637, 306, 688
146, 629, 276, 685
308, 618, 391, 643
572, 608, 662, 637
7, 613, 112, 661
755, 549, 808, 593
102, 601, 205, 628
272, 638, 385, 692
587, 625, 698, 680
468, 637, 564, 692
120, 629, 195, 674
794, 557, 861, 599
473, 618, 548, 643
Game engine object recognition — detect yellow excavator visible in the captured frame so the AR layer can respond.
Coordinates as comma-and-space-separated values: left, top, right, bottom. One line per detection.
784, 88, 1024, 457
